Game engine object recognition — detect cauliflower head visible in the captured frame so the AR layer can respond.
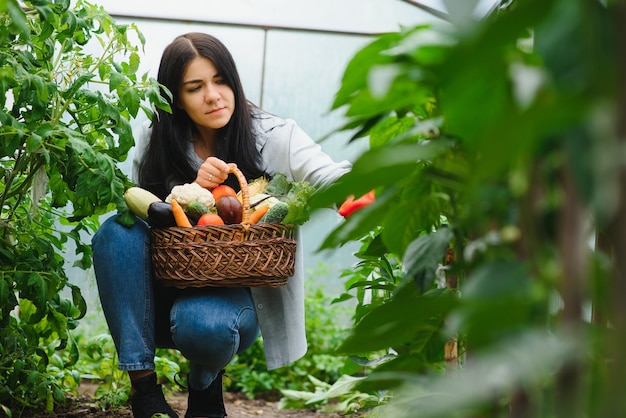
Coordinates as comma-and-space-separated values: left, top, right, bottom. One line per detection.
165, 182, 215, 209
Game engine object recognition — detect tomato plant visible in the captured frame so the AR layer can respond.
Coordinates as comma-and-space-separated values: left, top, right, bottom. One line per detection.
0, 0, 168, 413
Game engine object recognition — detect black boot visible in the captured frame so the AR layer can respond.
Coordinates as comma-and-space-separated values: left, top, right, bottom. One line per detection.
185, 370, 227, 418
131, 372, 179, 418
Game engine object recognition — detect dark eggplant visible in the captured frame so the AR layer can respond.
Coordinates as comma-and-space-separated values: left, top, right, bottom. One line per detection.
147, 201, 177, 228
216, 196, 243, 224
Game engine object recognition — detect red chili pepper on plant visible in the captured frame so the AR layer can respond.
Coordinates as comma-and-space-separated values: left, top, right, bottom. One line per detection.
338, 190, 375, 218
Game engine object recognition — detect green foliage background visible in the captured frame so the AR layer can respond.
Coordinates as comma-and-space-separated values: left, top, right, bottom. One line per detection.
311, 0, 626, 416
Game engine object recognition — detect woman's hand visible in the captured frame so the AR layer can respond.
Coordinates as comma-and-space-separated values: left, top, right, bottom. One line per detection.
195, 157, 230, 189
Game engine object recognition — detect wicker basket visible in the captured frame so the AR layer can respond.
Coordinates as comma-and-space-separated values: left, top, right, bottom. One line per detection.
150, 164, 296, 288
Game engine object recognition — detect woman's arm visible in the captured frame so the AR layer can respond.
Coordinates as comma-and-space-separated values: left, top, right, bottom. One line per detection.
259, 118, 352, 187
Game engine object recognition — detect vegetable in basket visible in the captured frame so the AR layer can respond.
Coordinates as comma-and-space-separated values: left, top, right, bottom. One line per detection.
171, 199, 193, 227
147, 201, 176, 228
264, 173, 316, 226
124, 187, 162, 220
165, 182, 215, 212
215, 195, 243, 224
249, 203, 270, 224
185, 201, 211, 223
236, 177, 269, 202
262, 201, 289, 223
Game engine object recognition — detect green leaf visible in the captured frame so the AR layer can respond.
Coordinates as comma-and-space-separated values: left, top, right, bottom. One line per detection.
113, 115, 134, 155
109, 71, 126, 91
5, 0, 29, 37
369, 114, 419, 148
456, 260, 535, 348
332, 30, 405, 110
54, 0, 71, 13
402, 228, 453, 292
338, 286, 458, 354
380, 196, 437, 256
70, 284, 86, 320
32, 2, 54, 23
148, 81, 173, 113
128, 51, 140, 75
26, 132, 44, 152
62, 73, 95, 100
59, 10, 77, 36
312, 139, 453, 211
20, 281, 46, 324
29, 74, 49, 103
121, 86, 140, 118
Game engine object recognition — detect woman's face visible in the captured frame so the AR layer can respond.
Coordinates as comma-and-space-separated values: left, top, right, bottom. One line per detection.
177, 57, 235, 131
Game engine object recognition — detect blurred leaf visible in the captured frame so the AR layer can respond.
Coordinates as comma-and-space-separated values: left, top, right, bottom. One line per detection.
338, 285, 458, 354
451, 260, 536, 348
373, 329, 583, 418
311, 139, 454, 211
332, 30, 407, 111
4, 0, 29, 37
403, 228, 453, 291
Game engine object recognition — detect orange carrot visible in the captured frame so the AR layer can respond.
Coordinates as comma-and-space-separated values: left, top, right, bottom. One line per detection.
249, 203, 270, 224
171, 199, 192, 227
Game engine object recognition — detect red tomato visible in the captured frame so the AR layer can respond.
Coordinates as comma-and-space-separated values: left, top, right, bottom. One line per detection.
196, 213, 225, 226
211, 185, 237, 201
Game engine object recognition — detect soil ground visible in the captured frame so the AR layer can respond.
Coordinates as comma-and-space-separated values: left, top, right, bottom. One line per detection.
16, 383, 365, 418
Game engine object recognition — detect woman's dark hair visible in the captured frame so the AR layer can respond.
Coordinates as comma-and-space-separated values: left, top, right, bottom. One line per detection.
138, 32, 265, 199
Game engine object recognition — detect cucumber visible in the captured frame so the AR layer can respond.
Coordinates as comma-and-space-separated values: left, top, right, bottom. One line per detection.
124, 187, 162, 220
263, 201, 289, 223
185, 200, 211, 222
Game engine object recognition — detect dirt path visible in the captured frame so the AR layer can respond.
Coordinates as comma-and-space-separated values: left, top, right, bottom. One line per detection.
17, 385, 360, 418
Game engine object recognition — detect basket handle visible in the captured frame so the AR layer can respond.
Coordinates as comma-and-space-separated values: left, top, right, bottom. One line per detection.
227, 163, 251, 226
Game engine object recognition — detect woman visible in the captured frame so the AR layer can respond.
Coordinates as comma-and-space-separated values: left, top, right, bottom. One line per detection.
91, 32, 351, 418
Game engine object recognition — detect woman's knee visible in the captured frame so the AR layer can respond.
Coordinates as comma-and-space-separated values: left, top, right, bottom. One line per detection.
170, 293, 258, 362
93, 215, 148, 247
92, 214, 152, 287
236, 307, 259, 353
172, 309, 233, 346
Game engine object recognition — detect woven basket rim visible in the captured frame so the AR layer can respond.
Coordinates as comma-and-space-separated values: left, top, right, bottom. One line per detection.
150, 221, 296, 232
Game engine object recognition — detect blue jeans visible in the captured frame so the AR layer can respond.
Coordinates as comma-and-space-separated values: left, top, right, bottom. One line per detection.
91, 215, 260, 390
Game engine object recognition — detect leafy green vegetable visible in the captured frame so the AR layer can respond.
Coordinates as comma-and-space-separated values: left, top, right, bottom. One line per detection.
265, 173, 292, 195
266, 174, 316, 225
283, 180, 316, 225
